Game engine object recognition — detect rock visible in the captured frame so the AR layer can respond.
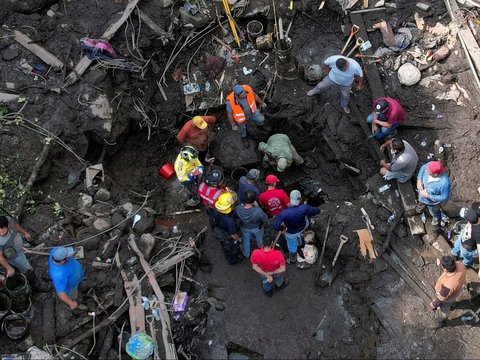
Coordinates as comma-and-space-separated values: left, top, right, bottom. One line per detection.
94, 188, 111, 202
397, 63, 421, 86
83, 70, 107, 85
2, 46, 19, 61
374, 0, 384, 7
111, 228, 123, 239
133, 209, 154, 234
159, 0, 174, 7
77, 227, 100, 251
384, 2, 397, 8
376, 223, 389, 236
416, 2, 430, 11
442, 74, 457, 84
432, 46, 450, 62
137, 234, 156, 260
46, 9, 55, 16
50, 3, 59, 10
111, 213, 126, 232
91, 202, 114, 216
120, 202, 133, 215
152, 224, 170, 238
375, 207, 391, 221
179, 6, 211, 28
93, 218, 112, 232
78, 194, 93, 208
210, 129, 262, 170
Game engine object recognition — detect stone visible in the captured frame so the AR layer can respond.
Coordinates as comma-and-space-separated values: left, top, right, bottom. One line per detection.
416, 2, 430, 11
374, 0, 384, 7
93, 218, 112, 232
77, 227, 100, 251
83, 70, 107, 85
120, 202, 133, 215
50, 3, 60, 10
432, 46, 450, 62
133, 209, 154, 234
152, 224, 170, 238
46, 9, 55, 17
94, 188, 111, 202
78, 194, 93, 208
111, 212, 126, 232
397, 63, 421, 86
137, 234, 156, 260
375, 207, 391, 221
2, 46, 19, 61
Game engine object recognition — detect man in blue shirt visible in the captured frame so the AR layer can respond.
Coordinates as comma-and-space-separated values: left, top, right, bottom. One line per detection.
307, 55, 364, 114
49, 246, 86, 311
273, 190, 320, 264
238, 169, 261, 204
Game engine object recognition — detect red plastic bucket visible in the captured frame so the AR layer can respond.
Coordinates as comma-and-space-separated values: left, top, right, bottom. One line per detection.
159, 162, 175, 179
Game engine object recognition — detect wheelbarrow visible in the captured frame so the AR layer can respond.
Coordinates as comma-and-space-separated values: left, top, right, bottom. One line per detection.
316, 234, 349, 287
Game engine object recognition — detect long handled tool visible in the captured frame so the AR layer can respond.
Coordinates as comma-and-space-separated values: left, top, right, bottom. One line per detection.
314, 215, 331, 284
346, 37, 364, 57
317, 234, 349, 287
222, 0, 240, 46
341, 24, 360, 55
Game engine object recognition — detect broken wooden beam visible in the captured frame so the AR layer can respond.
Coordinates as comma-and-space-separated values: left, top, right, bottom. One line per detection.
152, 250, 195, 276
13, 30, 64, 70
136, 9, 173, 40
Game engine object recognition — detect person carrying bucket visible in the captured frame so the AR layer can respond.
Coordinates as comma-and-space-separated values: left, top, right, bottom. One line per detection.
0, 215, 50, 292
174, 146, 204, 207
49, 246, 87, 311
176, 115, 217, 153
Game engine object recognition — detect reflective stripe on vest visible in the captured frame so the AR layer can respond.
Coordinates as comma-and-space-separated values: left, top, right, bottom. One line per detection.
198, 182, 222, 208
226, 86, 257, 124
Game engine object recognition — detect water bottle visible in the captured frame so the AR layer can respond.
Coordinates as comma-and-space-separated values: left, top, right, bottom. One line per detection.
205, 81, 211, 92
379, 184, 391, 193
461, 315, 473, 323
388, 215, 395, 223
421, 213, 426, 224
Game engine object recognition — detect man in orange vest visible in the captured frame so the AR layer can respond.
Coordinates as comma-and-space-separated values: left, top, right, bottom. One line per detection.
226, 84, 266, 147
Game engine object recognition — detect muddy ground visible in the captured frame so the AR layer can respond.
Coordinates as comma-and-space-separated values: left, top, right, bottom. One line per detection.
1, 0, 480, 358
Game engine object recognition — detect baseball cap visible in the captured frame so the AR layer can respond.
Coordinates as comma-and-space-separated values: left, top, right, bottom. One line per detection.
427, 161, 445, 175
290, 190, 302, 206
277, 158, 288, 172
192, 116, 207, 129
53, 246, 75, 261
375, 99, 389, 114
233, 84, 246, 96
246, 169, 260, 180
266, 174, 279, 185
464, 208, 479, 223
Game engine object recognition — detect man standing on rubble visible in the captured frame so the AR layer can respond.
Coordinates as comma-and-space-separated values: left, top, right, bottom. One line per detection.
176, 115, 217, 153
251, 235, 287, 297
416, 161, 451, 228
212, 191, 242, 264
367, 97, 406, 139
226, 84, 266, 147
451, 207, 480, 269
174, 146, 204, 207
49, 246, 87, 311
237, 190, 269, 257
430, 255, 466, 327
258, 175, 290, 217
238, 169, 261, 204
258, 134, 304, 172
379, 138, 418, 183
307, 55, 364, 114
0, 215, 50, 292
273, 190, 320, 264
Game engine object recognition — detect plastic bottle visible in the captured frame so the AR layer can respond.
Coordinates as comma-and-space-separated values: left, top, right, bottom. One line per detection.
461, 315, 473, 323
420, 213, 426, 224
379, 184, 391, 193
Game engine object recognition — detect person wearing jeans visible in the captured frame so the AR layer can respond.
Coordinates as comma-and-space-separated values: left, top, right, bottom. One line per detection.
236, 190, 269, 257
451, 207, 480, 268
366, 97, 406, 139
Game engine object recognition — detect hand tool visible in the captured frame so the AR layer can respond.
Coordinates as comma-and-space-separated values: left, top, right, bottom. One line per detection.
346, 37, 364, 57
332, 235, 349, 267
317, 234, 348, 286
341, 24, 360, 55
355, 54, 380, 58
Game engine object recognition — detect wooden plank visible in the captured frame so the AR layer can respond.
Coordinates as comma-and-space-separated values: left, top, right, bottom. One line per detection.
65, 0, 141, 85
13, 30, 64, 70
152, 250, 195, 276
0, 92, 20, 102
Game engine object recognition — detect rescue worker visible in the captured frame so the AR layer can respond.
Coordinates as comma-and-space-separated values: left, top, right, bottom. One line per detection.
451, 207, 480, 269
0, 215, 50, 292
174, 146, 204, 207
430, 256, 466, 327
238, 169, 261, 204
258, 175, 290, 217
176, 115, 217, 152
251, 235, 287, 297
212, 192, 242, 264
307, 55, 364, 114
236, 190, 269, 258
226, 84, 266, 147
273, 190, 320, 264
416, 161, 451, 228
367, 97, 406, 139
197, 170, 225, 220
379, 138, 418, 183
258, 134, 304, 172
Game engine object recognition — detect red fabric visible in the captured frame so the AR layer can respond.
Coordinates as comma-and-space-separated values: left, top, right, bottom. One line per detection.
250, 248, 285, 272
265, 174, 279, 185
258, 188, 290, 217
197, 182, 224, 208
427, 161, 445, 175
176, 116, 216, 152
372, 97, 406, 124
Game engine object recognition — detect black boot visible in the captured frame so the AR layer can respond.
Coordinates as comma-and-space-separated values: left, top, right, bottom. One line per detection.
25, 270, 51, 292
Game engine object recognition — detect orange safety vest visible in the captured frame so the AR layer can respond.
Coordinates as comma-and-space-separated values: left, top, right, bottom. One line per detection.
226, 85, 257, 124
197, 182, 223, 208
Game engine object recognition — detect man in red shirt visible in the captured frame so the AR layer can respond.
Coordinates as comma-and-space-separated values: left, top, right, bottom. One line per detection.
366, 97, 406, 139
251, 235, 287, 296
176, 115, 217, 152
258, 175, 290, 217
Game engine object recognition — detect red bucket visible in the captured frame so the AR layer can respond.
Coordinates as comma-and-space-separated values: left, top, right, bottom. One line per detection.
159, 162, 175, 179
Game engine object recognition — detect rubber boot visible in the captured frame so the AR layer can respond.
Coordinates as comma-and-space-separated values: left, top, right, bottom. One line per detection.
25, 270, 51, 292
286, 252, 297, 264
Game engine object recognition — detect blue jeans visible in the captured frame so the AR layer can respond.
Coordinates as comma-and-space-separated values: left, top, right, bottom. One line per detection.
451, 236, 478, 266
261, 273, 284, 292
366, 113, 398, 139
383, 170, 412, 183
425, 204, 448, 224
239, 111, 265, 138
9, 252, 33, 274
285, 221, 309, 253
241, 227, 264, 257
312, 76, 352, 108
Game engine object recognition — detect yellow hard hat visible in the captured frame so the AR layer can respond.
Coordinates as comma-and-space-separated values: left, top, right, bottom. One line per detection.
215, 191, 237, 214
192, 116, 208, 129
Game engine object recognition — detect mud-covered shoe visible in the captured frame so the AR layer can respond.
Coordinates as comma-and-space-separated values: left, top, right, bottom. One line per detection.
276, 277, 290, 290
286, 252, 297, 264
431, 218, 440, 227
186, 198, 200, 207
441, 216, 450, 227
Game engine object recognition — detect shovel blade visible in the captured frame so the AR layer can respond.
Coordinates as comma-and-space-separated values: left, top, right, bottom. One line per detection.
315, 264, 337, 287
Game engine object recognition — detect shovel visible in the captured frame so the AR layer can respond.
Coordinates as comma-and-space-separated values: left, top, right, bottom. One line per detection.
317, 234, 349, 287
314, 215, 331, 285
